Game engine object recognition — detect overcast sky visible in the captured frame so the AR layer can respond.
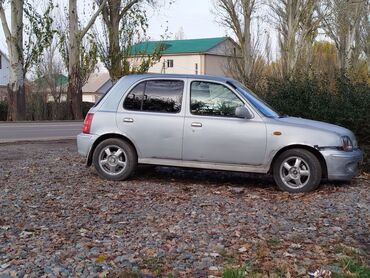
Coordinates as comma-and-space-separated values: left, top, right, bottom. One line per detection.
0, 0, 228, 52
0, 0, 281, 67
147, 0, 227, 40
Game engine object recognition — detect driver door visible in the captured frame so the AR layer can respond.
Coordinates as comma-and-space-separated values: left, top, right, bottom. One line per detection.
182, 80, 267, 165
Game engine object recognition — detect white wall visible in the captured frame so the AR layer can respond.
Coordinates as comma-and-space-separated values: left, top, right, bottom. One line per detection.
207, 39, 235, 56
130, 49, 234, 77
204, 55, 232, 77
131, 54, 204, 75
83, 93, 97, 103
148, 54, 232, 77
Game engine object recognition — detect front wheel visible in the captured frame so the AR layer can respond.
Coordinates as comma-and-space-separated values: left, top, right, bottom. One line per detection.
273, 149, 322, 193
92, 138, 137, 181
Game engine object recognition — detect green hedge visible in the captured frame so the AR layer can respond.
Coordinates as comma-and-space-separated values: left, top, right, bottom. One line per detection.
0, 100, 94, 121
258, 76, 370, 170
0, 101, 7, 121
259, 76, 370, 145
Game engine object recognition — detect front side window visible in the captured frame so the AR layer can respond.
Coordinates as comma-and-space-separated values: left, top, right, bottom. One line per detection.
190, 81, 244, 117
123, 80, 184, 113
232, 81, 280, 118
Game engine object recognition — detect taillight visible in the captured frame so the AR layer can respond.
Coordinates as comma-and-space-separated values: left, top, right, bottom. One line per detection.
82, 113, 94, 134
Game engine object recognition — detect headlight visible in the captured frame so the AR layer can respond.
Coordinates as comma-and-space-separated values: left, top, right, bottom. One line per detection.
341, 136, 353, 151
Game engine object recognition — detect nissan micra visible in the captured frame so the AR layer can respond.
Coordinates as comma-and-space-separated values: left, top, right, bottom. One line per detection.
77, 74, 363, 193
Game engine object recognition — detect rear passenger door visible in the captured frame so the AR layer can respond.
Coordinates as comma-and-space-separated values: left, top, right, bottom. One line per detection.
116, 79, 186, 160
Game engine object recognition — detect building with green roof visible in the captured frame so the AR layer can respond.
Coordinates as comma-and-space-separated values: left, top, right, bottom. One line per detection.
129, 37, 235, 77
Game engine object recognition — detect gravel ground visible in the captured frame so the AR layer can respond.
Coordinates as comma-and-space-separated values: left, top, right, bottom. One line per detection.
0, 140, 369, 277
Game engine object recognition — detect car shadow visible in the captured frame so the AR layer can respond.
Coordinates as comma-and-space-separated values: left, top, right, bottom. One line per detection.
132, 164, 276, 190
131, 165, 363, 192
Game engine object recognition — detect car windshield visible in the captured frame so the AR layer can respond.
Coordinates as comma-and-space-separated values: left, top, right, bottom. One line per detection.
231, 81, 281, 118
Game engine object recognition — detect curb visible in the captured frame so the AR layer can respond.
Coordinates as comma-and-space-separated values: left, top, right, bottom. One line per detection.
0, 137, 76, 144
0, 120, 83, 124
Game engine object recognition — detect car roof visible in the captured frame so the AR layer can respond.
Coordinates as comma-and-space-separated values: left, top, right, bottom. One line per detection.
124, 73, 235, 83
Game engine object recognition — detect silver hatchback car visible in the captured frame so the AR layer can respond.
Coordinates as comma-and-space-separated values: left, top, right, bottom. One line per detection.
77, 74, 363, 193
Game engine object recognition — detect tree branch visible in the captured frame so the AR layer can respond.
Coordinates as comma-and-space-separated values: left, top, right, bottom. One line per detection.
80, 0, 108, 39
119, 0, 140, 19
0, 3, 11, 42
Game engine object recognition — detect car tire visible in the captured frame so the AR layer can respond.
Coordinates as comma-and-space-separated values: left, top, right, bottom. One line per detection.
92, 138, 137, 181
273, 148, 322, 193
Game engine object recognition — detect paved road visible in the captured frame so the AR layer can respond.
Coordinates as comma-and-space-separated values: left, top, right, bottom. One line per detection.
0, 121, 83, 143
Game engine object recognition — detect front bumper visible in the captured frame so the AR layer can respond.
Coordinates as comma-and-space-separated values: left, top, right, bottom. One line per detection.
320, 148, 363, 181
77, 133, 98, 158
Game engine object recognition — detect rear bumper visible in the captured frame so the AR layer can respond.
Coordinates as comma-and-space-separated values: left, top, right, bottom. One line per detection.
77, 133, 98, 158
320, 148, 363, 181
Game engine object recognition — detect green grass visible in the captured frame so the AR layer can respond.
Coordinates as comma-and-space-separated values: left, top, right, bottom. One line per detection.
331, 244, 370, 277
219, 250, 237, 264
142, 255, 164, 276
333, 258, 370, 278
107, 270, 142, 278
267, 238, 281, 248
222, 266, 246, 278
108, 244, 370, 278
222, 261, 261, 278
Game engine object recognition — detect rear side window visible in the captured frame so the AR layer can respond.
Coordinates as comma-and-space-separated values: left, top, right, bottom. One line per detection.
123, 80, 184, 113
123, 82, 146, 110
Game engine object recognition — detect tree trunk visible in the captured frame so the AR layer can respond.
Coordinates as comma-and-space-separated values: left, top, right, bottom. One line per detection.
67, 0, 82, 120
286, 0, 299, 78
216, 0, 256, 84
7, 50, 25, 121
109, 21, 121, 83
67, 0, 107, 119
68, 65, 82, 120
6, 86, 16, 121
338, 41, 345, 71
1, 0, 25, 121
7, 84, 25, 121
367, 7, 370, 76
242, 1, 253, 81
106, 0, 122, 83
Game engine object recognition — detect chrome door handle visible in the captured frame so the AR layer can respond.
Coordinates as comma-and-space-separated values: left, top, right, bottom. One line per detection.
191, 122, 202, 127
123, 118, 134, 123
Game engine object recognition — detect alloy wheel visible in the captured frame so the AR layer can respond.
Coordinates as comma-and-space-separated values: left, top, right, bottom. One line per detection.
98, 145, 127, 176
279, 156, 311, 189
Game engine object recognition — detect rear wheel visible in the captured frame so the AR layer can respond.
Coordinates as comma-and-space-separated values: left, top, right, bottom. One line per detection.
273, 149, 322, 193
92, 138, 137, 181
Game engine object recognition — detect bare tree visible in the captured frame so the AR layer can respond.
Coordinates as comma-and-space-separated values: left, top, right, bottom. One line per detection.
358, 0, 370, 75
174, 26, 185, 39
0, 0, 54, 121
317, 0, 367, 72
270, 0, 319, 78
34, 44, 67, 120
214, 0, 258, 84
64, 0, 107, 120
36, 41, 66, 99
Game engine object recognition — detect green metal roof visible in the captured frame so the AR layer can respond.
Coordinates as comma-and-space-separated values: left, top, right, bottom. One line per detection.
130, 37, 228, 55
34, 74, 68, 87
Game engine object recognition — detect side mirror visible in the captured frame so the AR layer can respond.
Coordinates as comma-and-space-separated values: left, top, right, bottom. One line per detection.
235, 106, 252, 119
